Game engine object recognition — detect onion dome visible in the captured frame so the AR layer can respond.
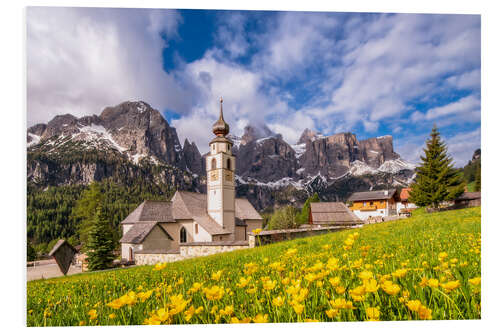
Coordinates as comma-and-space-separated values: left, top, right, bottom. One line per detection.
212, 97, 229, 137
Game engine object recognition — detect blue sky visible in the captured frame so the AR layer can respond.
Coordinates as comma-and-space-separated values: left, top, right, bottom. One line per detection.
27, 8, 481, 166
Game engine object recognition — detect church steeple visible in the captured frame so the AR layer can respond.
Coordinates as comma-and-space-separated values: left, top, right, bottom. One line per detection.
206, 97, 236, 240
212, 97, 229, 137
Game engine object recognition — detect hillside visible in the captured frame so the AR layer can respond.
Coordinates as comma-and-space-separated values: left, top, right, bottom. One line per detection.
27, 207, 481, 325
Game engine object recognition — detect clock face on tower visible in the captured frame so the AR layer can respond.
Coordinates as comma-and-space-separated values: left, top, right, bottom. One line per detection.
224, 170, 233, 181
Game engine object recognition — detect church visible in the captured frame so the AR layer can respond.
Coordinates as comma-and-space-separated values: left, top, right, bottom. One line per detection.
120, 98, 263, 263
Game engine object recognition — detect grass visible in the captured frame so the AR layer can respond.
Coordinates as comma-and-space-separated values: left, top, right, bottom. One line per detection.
27, 207, 481, 326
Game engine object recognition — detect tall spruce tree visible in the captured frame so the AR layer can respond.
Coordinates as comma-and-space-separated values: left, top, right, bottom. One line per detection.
409, 125, 464, 208
86, 206, 115, 271
296, 193, 320, 224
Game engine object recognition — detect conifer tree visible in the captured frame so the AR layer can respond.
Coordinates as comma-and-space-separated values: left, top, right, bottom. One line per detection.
86, 206, 115, 271
296, 193, 320, 224
409, 125, 464, 208
474, 161, 481, 192
73, 182, 105, 246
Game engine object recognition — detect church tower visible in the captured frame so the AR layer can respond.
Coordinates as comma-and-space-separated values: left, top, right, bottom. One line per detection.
206, 97, 236, 238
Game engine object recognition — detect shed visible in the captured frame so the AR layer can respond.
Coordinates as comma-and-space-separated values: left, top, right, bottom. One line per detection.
48, 239, 77, 275
309, 202, 362, 226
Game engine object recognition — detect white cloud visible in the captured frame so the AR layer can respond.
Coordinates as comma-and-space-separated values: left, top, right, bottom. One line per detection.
445, 128, 481, 167
27, 7, 189, 126
425, 95, 480, 120
251, 12, 338, 79
171, 52, 291, 152
317, 14, 481, 130
446, 69, 481, 90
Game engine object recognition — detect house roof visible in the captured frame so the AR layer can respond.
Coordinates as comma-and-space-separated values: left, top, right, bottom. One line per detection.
310, 202, 361, 224
347, 189, 397, 202
456, 192, 481, 200
119, 222, 173, 244
400, 188, 411, 201
121, 200, 175, 224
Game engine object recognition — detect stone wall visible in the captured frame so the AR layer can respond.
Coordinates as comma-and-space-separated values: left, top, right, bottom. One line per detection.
133, 242, 249, 266
134, 252, 183, 265
180, 241, 249, 258
248, 225, 356, 247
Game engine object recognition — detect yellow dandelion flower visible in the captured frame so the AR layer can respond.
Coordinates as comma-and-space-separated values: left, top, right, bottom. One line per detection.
252, 228, 262, 235
325, 308, 339, 318
253, 314, 269, 323
211, 270, 223, 281
203, 286, 225, 301
392, 268, 408, 278
263, 279, 277, 291
292, 302, 304, 315
108, 313, 116, 319
441, 280, 461, 292
427, 278, 439, 288
88, 309, 97, 320
469, 277, 481, 286
335, 286, 346, 294
359, 270, 373, 281
407, 300, 422, 312
272, 296, 285, 307
329, 277, 341, 287
365, 307, 380, 321
418, 306, 432, 320
363, 279, 379, 293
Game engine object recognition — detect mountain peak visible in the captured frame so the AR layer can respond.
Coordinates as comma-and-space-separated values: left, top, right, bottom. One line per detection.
241, 124, 276, 145
297, 128, 322, 144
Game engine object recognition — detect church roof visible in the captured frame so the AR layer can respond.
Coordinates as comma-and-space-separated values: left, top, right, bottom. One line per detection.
235, 198, 264, 220
310, 202, 361, 225
121, 200, 175, 224
119, 222, 173, 244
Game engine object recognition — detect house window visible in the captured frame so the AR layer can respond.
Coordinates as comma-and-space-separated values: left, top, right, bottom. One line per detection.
363, 202, 366, 207
180, 227, 187, 243
227, 158, 231, 170
211, 158, 216, 170
370, 201, 374, 206
195, 224, 198, 234
212, 144, 215, 151
227, 144, 230, 150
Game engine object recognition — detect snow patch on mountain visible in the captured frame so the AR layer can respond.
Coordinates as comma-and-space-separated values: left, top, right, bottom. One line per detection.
27, 133, 41, 147
227, 134, 242, 148
378, 159, 415, 173
349, 160, 378, 176
78, 124, 127, 152
292, 143, 306, 158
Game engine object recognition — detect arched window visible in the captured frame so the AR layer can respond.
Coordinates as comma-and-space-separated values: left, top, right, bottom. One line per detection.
227, 158, 231, 170
180, 227, 187, 243
211, 158, 216, 170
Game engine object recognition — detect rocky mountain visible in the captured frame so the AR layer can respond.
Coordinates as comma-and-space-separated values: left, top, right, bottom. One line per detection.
27, 100, 415, 210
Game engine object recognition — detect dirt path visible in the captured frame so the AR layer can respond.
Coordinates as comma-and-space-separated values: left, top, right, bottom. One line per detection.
27, 260, 83, 281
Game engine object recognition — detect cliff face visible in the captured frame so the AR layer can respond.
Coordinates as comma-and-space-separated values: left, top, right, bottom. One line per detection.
358, 136, 400, 168
299, 132, 363, 179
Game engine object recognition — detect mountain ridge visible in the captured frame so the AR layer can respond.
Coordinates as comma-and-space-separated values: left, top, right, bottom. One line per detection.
27, 100, 416, 209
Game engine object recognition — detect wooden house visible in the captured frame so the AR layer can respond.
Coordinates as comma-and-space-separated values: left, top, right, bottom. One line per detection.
347, 189, 398, 220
